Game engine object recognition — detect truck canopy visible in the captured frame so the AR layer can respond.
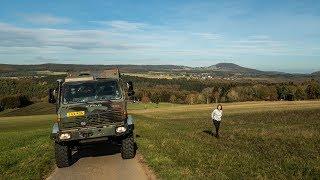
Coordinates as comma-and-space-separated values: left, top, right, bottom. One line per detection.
65, 69, 120, 82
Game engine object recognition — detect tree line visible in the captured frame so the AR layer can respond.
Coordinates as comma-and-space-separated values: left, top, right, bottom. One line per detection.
123, 76, 320, 104
0, 75, 320, 111
0, 76, 61, 111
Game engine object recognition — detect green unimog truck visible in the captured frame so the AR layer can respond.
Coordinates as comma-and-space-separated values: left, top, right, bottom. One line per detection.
49, 69, 135, 168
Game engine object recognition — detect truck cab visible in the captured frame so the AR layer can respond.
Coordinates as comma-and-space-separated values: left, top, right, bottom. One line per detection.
49, 69, 135, 168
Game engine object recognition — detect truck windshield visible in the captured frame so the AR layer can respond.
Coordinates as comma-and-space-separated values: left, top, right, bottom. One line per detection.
62, 80, 122, 104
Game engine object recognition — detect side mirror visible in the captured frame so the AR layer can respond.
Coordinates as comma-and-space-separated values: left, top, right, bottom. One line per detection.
48, 88, 56, 104
127, 81, 135, 97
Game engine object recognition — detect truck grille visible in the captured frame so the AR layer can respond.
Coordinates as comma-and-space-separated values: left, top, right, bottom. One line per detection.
60, 109, 123, 129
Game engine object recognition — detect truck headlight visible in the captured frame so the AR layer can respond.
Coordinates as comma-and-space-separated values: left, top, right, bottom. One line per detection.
116, 126, 126, 133
59, 133, 71, 140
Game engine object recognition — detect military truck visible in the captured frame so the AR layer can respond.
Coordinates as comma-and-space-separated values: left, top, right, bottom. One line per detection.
49, 69, 135, 168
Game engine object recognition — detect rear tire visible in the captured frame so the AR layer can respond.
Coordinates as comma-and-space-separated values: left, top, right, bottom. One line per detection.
54, 142, 71, 168
121, 134, 135, 159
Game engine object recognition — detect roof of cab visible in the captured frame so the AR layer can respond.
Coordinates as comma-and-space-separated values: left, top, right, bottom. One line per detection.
65, 69, 120, 82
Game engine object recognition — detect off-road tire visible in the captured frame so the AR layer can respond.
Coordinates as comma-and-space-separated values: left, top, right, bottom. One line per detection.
121, 134, 135, 159
54, 142, 71, 168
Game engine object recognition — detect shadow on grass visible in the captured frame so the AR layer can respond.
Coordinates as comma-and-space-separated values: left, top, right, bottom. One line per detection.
70, 141, 138, 166
203, 130, 213, 136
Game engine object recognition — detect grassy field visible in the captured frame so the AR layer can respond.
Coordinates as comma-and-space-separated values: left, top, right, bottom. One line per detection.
0, 102, 56, 117
0, 114, 55, 179
133, 101, 320, 179
0, 102, 177, 179
0, 101, 319, 179
128, 102, 182, 110
0, 102, 176, 117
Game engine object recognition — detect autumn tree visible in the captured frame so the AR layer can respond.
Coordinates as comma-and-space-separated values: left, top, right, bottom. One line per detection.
169, 95, 177, 104
141, 95, 150, 109
196, 94, 206, 104
185, 93, 197, 105
306, 81, 320, 99
202, 87, 212, 104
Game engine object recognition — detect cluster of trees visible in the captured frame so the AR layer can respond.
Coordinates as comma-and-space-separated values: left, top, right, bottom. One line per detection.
0, 75, 320, 111
226, 82, 320, 102
0, 76, 61, 101
0, 95, 32, 111
124, 76, 320, 104
0, 76, 60, 111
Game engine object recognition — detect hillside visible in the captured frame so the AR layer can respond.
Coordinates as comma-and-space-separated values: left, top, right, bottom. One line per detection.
0, 63, 314, 79
0, 102, 56, 117
3, 101, 319, 179
192, 63, 289, 77
311, 71, 320, 76
0, 63, 189, 73
134, 101, 320, 179
206, 63, 262, 73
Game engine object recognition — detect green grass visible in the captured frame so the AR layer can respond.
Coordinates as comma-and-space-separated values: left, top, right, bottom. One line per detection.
0, 115, 55, 179
134, 107, 320, 179
128, 102, 180, 110
0, 102, 177, 117
0, 102, 178, 179
1, 101, 320, 179
0, 102, 56, 117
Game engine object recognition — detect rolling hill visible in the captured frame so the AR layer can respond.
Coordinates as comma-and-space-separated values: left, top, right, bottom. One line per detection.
0, 63, 188, 73
0, 102, 56, 117
311, 71, 320, 76
193, 63, 288, 76
202, 63, 263, 73
0, 62, 315, 78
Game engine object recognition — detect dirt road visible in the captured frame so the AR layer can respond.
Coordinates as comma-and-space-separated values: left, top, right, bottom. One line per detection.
47, 143, 154, 180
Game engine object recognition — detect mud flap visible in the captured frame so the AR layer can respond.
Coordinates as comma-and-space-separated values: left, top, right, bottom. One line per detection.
51, 123, 59, 139
127, 115, 134, 125
127, 115, 135, 133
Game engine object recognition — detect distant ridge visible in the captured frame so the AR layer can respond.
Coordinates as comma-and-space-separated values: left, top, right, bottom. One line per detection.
206, 63, 261, 73
215, 63, 249, 69
0, 62, 313, 76
0, 63, 188, 73
311, 71, 320, 76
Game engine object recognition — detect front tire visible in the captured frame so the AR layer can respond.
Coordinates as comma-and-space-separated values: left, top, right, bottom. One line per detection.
121, 134, 135, 159
54, 142, 71, 168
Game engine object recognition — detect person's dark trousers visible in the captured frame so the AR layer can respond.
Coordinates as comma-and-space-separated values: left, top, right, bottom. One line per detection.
212, 120, 221, 137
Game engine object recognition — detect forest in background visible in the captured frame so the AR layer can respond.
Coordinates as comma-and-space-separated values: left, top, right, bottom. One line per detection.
1, 74, 320, 111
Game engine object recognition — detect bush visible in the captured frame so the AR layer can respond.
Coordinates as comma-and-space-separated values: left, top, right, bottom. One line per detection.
306, 81, 320, 99
0, 95, 32, 110
19, 95, 32, 107
0, 96, 21, 109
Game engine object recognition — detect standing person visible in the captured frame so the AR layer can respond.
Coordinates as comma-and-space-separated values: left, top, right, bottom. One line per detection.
211, 104, 223, 138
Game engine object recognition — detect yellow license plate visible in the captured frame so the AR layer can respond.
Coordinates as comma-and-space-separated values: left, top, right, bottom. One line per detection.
67, 111, 85, 117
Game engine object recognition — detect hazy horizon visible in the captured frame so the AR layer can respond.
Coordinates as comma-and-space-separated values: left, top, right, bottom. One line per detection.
0, 0, 319, 73
1, 61, 318, 74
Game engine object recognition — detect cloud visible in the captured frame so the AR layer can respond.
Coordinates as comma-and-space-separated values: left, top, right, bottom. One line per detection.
91, 20, 146, 31
22, 14, 71, 25
0, 23, 42, 47
0, 22, 142, 50
0, 21, 319, 63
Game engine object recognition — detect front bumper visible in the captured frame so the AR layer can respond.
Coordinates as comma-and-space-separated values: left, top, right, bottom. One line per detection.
51, 115, 134, 143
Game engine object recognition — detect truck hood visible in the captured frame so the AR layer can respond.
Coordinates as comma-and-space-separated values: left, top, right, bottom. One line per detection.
58, 101, 126, 129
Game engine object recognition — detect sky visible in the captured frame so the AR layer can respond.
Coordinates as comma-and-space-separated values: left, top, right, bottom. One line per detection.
0, 0, 319, 73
